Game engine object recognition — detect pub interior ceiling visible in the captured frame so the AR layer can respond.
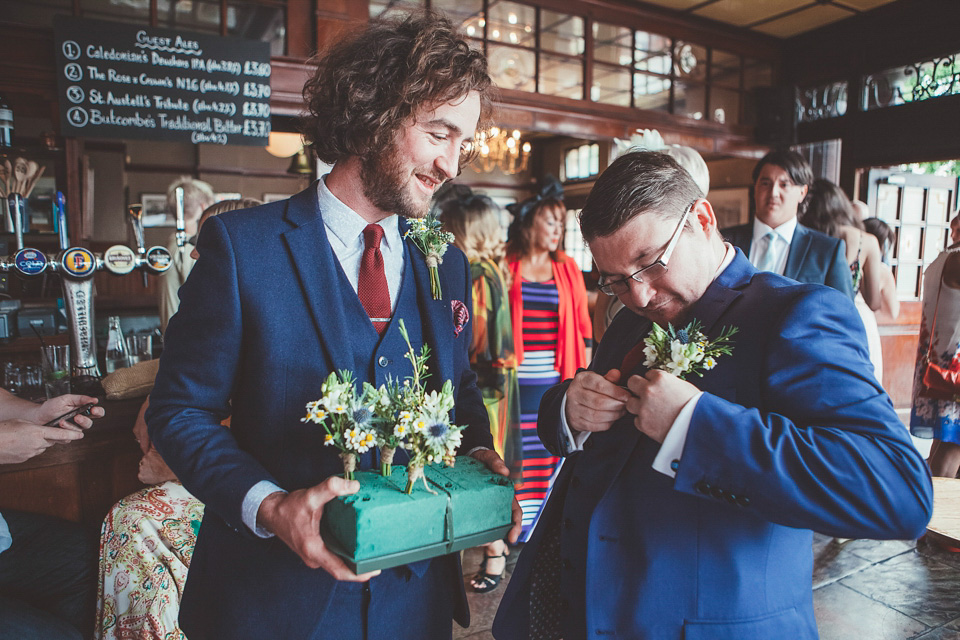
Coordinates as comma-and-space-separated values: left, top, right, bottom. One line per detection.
627, 0, 897, 38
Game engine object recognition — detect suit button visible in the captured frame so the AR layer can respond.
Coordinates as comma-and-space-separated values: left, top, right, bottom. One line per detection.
711, 486, 724, 499
726, 493, 738, 504
737, 495, 751, 507
564, 518, 573, 530
695, 481, 711, 495
378, 356, 389, 367
562, 558, 571, 570
571, 476, 581, 488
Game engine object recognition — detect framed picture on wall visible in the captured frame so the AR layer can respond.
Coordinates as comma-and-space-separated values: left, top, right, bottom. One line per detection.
709, 188, 751, 229
263, 193, 290, 203
140, 193, 170, 227
215, 192, 242, 202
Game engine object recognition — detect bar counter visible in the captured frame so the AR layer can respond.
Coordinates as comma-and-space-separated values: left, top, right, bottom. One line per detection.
0, 396, 145, 525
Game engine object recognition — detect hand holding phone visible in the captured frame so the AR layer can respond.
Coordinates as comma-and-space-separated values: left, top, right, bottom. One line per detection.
45, 402, 97, 427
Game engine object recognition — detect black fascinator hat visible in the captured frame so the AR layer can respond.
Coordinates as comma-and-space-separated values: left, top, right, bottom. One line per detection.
506, 175, 564, 241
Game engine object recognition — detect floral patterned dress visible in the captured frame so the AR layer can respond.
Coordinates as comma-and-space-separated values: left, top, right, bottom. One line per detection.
95, 481, 204, 640
911, 247, 960, 444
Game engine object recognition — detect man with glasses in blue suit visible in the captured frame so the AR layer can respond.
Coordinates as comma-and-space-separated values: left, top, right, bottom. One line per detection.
493, 150, 931, 640
147, 12, 520, 640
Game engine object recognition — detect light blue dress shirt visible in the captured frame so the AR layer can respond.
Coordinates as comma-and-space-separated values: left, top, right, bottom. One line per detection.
0, 513, 11, 555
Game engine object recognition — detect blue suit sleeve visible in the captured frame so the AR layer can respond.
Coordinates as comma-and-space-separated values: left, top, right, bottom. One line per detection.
146, 216, 279, 534
825, 237, 856, 299
674, 287, 932, 540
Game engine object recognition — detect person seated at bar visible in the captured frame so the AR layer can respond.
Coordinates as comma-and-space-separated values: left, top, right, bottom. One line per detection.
95, 199, 258, 640
0, 388, 103, 640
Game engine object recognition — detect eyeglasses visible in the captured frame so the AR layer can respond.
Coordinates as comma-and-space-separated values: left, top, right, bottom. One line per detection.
597, 202, 694, 297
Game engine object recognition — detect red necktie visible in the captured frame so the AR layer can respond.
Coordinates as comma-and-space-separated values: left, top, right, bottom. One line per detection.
358, 224, 391, 336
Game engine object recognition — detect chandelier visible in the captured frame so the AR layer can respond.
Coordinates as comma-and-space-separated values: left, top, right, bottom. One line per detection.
474, 127, 532, 175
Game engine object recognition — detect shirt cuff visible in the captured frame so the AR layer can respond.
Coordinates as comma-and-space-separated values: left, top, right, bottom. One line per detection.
651, 391, 703, 478
559, 393, 591, 453
242, 480, 287, 538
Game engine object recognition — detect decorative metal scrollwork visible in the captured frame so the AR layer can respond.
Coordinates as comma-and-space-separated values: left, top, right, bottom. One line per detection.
796, 81, 848, 123
863, 52, 960, 110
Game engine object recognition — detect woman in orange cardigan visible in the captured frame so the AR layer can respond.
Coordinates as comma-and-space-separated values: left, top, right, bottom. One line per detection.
505, 177, 592, 541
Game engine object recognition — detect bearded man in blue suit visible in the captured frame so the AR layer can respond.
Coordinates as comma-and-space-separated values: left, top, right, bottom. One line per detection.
722, 149, 854, 299
146, 12, 520, 640
493, 151, 932, 640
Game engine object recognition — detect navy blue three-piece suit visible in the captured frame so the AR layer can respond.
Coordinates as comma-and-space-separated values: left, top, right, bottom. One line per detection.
493, 249, 932, 640
146, 183, 492, 639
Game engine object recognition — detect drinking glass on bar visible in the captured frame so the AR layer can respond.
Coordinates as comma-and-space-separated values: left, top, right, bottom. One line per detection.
41, 344, 71, 399
125, 334, 152, 366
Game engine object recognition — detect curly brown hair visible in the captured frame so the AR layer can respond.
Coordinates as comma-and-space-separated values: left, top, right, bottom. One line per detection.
301, 11, 495, 166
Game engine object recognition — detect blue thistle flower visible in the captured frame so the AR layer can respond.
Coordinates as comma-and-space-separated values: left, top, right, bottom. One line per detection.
676, 329, 690, 344
351, 406, 372, 428
425, 419, 450, 448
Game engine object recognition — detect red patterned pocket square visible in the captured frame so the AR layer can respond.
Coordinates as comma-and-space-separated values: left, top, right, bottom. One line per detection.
451, 299, 469, 337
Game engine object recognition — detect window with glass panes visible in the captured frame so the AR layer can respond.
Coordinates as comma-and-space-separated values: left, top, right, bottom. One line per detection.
564, 208, 593, 272
367, 1, 770, 125
562, 143, 599, 181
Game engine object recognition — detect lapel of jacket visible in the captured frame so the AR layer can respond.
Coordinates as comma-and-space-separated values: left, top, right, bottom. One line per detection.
404, 218, 456, 390
784, 223, 812, 281
281, 182, 355, 375
685, 248, 749, 337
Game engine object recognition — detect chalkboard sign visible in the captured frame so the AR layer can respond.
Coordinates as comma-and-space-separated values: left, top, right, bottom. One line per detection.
54, 17, 271, 146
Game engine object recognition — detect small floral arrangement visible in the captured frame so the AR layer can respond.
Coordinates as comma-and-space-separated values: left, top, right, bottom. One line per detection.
303, 370, 387, 480
642, 320, 737, 380
385, 319, 464, 493
303, 319, 464, 491
405, 214, 454, 300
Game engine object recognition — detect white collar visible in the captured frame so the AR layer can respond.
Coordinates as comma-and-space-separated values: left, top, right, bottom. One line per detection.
715, 242, 735, 279
316, 177, 399, 248
752, 216, 797, 246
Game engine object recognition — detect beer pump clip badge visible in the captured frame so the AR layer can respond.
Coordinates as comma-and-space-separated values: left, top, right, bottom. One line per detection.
145, 246, 172, 273
103, 244, 137, 275
13, 248, 48, 276
60, 247, 97, 278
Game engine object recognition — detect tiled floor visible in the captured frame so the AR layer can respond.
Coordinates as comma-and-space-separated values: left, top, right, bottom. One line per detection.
454, 533, 960, 640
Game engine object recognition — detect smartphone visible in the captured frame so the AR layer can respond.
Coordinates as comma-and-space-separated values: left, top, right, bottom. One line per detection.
44, 402, 97, 427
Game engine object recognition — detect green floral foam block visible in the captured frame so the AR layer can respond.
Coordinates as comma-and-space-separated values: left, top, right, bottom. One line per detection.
321, 456, 514, 573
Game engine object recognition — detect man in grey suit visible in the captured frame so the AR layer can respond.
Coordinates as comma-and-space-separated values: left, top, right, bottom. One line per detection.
722, 149, 854, 299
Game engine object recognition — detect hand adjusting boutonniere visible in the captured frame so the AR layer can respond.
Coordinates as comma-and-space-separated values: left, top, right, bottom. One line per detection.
405, 214, 454, 300
642, 320, 737, 379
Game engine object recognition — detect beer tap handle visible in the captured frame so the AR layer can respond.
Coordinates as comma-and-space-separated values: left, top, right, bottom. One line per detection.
175, 187, 186, 255
127, 204, 146, 255
55, 191, 69, 251
9, 194, 24, 251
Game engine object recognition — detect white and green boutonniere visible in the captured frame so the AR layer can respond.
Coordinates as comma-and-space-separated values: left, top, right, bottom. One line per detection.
405, 214, 454, 300
642, 320, 737, 379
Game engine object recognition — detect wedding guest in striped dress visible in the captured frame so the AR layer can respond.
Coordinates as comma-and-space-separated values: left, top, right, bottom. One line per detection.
506, 177, 592, 541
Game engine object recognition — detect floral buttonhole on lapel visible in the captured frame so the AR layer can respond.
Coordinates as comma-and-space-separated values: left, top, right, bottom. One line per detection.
451, 299, 469, 337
